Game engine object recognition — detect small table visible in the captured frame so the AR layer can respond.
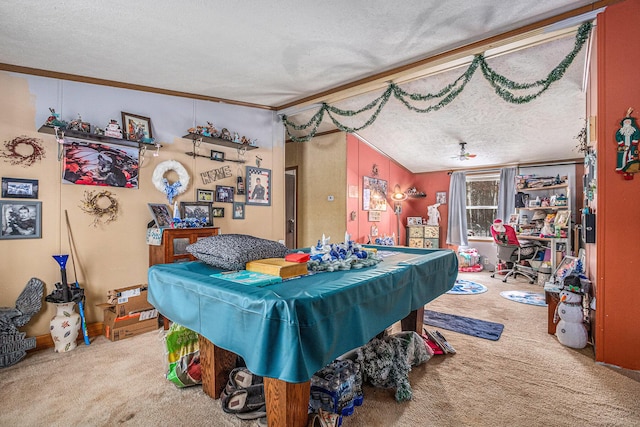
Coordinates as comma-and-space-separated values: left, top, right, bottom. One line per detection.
148, 246, 458, 426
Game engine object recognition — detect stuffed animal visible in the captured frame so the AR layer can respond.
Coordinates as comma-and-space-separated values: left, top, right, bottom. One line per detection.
554, 288, 588, 349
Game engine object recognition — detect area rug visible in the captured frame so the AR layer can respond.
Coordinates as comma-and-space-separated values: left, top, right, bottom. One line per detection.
423, 310, 504, 341
446, 279, 488, 295
499, 291, 547, 307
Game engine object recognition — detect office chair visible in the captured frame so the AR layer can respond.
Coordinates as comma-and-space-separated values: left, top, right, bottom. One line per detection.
490, 220, 539, 284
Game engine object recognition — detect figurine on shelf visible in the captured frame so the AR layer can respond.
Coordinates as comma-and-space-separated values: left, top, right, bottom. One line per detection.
220, 128, 232, 140
232, 132, 240, 143
203, 122, 218, 138
68, 113, 91, 133
44, 108, 68, 129
104, 119, 123, 139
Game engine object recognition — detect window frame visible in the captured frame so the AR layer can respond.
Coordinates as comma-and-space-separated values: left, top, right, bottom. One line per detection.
465, 172, 500, 239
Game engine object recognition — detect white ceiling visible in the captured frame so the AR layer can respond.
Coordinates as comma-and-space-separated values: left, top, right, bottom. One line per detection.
0, 0, 603, 172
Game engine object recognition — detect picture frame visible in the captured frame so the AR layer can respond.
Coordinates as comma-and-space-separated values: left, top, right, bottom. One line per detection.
0, 201, 42, 239
197, 188, 214, 203
147, 203, 173, 228
212, 207, 225, 218
215, 185, 235, 203
210, 150, 225, 162
121, 112, 152, 142
407, 216, 422, 226
555, 210, 571, 228
233, 202, 245, 219
2, 177, 39, 199
368, 211, 381, 222
362, 176, 387, 211
508, 213, 520, 227
436, 191, 447, 205
180, 201, 213, 226
554, 255, 578, 281
246, 167, 271, 206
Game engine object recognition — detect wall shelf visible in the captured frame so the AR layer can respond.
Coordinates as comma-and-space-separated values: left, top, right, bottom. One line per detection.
38, 125, 162, 150
181, 133, 258, 151
517, 183, 568, 192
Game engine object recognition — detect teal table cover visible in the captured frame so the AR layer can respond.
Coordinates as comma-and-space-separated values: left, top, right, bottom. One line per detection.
148, 245, 458, 383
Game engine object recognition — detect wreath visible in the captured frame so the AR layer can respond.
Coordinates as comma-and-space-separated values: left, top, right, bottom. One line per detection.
152, 160, 190, 204
0, 136, 46, 167
79, 190, 119, 227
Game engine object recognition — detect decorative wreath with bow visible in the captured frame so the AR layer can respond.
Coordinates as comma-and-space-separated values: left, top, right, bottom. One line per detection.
152, 160, 190, 204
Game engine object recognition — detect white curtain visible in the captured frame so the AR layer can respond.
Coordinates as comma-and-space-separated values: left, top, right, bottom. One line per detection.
497, 167, 517, 222
446, 171, 468, 246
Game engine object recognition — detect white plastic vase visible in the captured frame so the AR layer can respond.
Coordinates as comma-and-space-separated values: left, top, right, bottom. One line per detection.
49, 302, 80, 352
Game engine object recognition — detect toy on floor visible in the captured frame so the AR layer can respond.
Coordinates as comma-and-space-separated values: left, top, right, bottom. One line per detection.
553, 273, 588, 349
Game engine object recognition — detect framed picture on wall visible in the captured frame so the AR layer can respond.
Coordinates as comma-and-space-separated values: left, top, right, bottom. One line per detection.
212, 207, 225, 218
1, 177, 39, 199
233, 202, 245, 219
215, 185, 235, 203
121, 112, 152, 142
436, 191, 447, 205
180, 202, 213, 226
362, 176, 387, 211
197, 189, 214, 202
246, 167, 271, 206
368, 211, 381, 222
148, 203, 172, 228
0, 201, 42, 239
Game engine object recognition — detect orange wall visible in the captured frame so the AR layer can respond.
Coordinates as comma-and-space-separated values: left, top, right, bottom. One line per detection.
595, 0, 640, 369
346, 134, 451, 246
346, 134, 414, 245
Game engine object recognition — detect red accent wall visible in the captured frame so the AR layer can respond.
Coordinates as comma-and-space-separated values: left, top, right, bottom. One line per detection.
411, 172, 452, 248
346, 134, 420, 245
595, 0, 640, 369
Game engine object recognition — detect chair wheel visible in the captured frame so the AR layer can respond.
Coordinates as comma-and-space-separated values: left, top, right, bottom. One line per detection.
502, 278, 507, 283
529, 280, 534, 284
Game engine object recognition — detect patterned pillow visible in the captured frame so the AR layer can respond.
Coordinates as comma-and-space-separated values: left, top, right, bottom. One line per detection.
186, 234, 289, 271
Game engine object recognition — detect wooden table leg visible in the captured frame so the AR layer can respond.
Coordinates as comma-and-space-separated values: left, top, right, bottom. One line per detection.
401, 306, 425, 333
198, 335, 237, 399
264, 377, 310, 427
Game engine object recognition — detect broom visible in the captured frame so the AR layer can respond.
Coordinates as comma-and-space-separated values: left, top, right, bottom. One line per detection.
65, 210, 90, 346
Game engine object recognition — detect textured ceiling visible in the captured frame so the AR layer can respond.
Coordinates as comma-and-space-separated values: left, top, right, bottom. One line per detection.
0, 0, 602, 172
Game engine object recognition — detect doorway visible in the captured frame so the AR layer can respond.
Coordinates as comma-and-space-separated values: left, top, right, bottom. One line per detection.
285, 167, 298, 249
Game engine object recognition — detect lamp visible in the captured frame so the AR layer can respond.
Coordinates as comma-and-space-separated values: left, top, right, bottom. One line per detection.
391, 185, 407, 245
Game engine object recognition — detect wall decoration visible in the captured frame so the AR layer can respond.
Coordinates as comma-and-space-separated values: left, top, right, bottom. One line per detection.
1, 178, 39, 199
436, 191, 447, 204
180, 202, 213, 226
368, 211, 381, 222
148, 203, 172, 228
362, 176, 387, 211
614, 109, 640, 180
210, 150, 225, 162
233, 202, 245, 220
63, 138, 139, 188
212, 207, 225, 218
0, 201, 42, 239
215, 185, 235, 203
121, 112, 152, 143
200, 165, 232, 185
0, 136, 46, 167
197, 189, 214, 202
348, 185, 359, 199
211, 206, 224, 218
152, 160, 190, 203
246, 167, 271, 206
79, 190, 119, 227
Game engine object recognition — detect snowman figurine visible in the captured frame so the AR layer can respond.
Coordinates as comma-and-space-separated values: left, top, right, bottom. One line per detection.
554, 274, 588, 349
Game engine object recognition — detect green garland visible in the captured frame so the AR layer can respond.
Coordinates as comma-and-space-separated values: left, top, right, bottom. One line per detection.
282, 22, 592, 142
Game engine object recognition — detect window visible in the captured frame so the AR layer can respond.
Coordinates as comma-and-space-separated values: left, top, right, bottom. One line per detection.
466, 173, 499, 237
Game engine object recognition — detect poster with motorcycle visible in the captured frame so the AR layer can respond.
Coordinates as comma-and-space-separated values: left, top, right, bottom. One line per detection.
62, 138, 139, 188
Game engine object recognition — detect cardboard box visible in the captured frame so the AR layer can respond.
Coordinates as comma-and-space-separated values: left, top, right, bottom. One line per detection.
103, 308, 158, 341
246, 258, 308, 279
96, 284, 154, 317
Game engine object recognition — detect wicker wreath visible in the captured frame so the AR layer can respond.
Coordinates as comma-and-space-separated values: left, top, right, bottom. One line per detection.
152, 160, 190, 203
79, 190, 119, 227
0, 136, 46, 167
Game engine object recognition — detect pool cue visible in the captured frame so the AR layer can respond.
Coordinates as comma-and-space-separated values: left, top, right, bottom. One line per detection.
65, 210, 90, 346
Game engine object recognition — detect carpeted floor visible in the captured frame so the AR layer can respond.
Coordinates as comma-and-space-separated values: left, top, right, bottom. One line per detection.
1, 271, 639, 426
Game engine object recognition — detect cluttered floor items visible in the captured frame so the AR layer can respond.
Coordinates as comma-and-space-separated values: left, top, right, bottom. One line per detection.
162, 325, 457, 426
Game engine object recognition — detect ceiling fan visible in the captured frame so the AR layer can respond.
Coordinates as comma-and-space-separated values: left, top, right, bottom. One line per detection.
452, 142, 477, 161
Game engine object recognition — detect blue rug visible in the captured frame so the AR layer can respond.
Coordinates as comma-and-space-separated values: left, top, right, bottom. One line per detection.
499, 291, 547, 307
423, 310, 504, 341
446, 279, 488, 295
